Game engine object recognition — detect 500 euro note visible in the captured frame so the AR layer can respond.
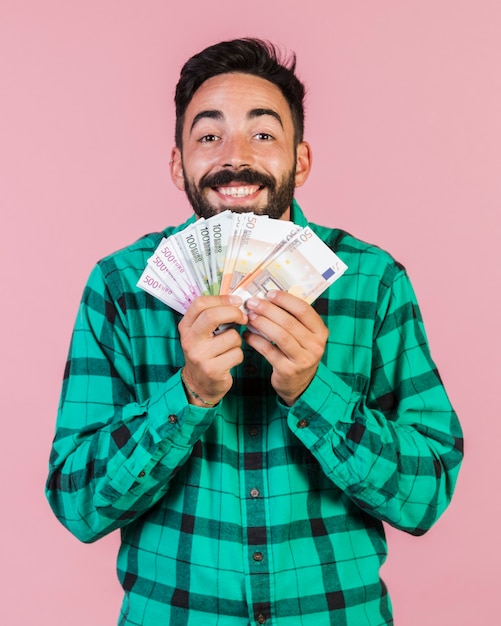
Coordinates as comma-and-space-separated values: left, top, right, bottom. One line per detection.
137, 265, 189, 314
137, 235, 202, 313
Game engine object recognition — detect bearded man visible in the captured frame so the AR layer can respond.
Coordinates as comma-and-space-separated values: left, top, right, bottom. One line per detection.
46, 38, 463, 625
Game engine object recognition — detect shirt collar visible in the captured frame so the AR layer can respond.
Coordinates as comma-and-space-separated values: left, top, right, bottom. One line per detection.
289, 198, 309, 227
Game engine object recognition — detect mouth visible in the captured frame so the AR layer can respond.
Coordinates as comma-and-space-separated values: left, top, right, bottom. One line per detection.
198, 169, 273, 208
215, 184, 262, 198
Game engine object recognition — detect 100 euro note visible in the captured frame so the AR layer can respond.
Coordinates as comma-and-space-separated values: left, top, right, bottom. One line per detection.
231, 226, 348, 307
218, 212, 249, 294
173, 223, 213, 296
207, 211, 235, 295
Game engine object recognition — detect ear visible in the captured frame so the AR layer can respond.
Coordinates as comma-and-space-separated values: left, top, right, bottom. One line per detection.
294, 141, 312, 188
170, 147, 185, 191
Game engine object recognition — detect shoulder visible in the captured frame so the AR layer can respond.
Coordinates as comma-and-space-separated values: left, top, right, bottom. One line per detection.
291, 201, 405, 285
309, 222, 406, 288
99, 216, 194, 274
86, 216, 194, 299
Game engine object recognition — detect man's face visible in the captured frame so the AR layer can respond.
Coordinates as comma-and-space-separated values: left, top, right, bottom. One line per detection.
170, 72, 311, 220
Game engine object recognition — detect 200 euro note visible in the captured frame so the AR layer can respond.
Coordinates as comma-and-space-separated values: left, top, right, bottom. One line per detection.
231, 226, 348, 307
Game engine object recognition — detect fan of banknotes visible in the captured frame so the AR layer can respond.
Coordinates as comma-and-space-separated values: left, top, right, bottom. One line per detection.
137, 211, 348, 315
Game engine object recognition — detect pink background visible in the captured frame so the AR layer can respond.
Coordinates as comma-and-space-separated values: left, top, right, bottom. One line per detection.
2, 1, 499, 624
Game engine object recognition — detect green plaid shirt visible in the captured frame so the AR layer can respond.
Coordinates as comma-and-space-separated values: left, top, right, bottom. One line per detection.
46, 201, 462, 625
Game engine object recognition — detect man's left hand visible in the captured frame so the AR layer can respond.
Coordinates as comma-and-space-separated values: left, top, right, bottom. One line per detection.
243, 290, 328, 406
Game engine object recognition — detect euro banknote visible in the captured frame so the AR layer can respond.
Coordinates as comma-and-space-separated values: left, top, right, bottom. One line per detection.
137, 212, 348, 315
231, 226, 348, 307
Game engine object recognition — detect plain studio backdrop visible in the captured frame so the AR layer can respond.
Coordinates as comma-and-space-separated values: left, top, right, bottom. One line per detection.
1, 1, 499, 624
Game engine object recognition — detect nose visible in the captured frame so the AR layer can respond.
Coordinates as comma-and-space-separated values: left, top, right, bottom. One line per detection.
220, 134, 253, 169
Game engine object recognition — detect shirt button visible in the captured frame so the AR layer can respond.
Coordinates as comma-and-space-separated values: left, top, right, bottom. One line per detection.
138, 470, 146, 477
253, 551, 264, 562
168, 414, 178, 424
248, 426, 259, 436
250, 488, 260, 498
257, 614, 267, 624
297, 418, 309, 429
245, 365, 257, 375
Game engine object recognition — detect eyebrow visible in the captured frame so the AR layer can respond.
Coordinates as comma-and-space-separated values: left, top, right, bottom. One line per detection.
190, 110, 222, 133
189, 108, 284, 134
248, 108, 283, 128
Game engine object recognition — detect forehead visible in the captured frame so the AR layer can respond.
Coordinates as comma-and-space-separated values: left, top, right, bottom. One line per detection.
183, 72, 293, 127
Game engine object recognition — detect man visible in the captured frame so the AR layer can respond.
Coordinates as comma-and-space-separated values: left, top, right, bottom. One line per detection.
46, 39, 463, 625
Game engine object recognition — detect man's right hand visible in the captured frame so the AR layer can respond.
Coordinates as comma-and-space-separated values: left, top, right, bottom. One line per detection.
178, 295, 248, 407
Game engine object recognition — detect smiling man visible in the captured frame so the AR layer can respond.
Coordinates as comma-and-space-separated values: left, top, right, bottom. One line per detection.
46, 39, 463, 625
170, 71, 310, 221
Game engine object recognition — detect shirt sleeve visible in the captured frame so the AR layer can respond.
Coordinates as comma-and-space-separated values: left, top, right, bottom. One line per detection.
288, 269, 463, 535
45, 264, 217, 543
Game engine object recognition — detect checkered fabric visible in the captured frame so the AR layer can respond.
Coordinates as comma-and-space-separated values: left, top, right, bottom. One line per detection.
46, 201, 463, 625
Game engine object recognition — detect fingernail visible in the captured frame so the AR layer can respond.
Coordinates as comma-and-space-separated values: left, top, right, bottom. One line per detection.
246, 297, 259, 309
267, 290, 278, 300
228, 295, 242, 305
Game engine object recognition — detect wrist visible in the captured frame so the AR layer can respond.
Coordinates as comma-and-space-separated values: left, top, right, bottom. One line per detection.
180, 368, 220, 408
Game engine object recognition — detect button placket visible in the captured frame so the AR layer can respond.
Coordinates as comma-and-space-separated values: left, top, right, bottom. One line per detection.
242, 423, 269, 576
237, 354, 273, 624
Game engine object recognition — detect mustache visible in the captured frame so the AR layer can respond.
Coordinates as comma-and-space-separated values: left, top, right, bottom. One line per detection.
199, 168, 275, 189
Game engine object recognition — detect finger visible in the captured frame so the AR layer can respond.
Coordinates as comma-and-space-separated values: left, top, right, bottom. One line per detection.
243, 328, 285, 363
245, 292, 327, 345
262, 290, 323, 332
180, 295, 247, 334
186, 342, 245, 380
245, 316, 303, 362
245, 297, 310, 348
187, 326, 244, 363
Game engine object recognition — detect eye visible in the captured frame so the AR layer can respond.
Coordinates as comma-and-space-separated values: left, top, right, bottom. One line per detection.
199, 134, 220, 143
254, 132, 274, 141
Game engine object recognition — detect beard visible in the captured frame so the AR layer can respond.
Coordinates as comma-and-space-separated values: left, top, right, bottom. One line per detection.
183, 165, 296, 220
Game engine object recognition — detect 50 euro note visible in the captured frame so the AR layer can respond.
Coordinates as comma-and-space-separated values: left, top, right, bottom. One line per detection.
231, 226, 348, 308
224, 213, 300, 293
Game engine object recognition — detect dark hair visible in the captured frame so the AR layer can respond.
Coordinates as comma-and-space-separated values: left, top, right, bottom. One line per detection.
174, 38, 306, 148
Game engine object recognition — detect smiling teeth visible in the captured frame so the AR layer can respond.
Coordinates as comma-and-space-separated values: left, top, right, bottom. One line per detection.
218, 186, 257, 198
